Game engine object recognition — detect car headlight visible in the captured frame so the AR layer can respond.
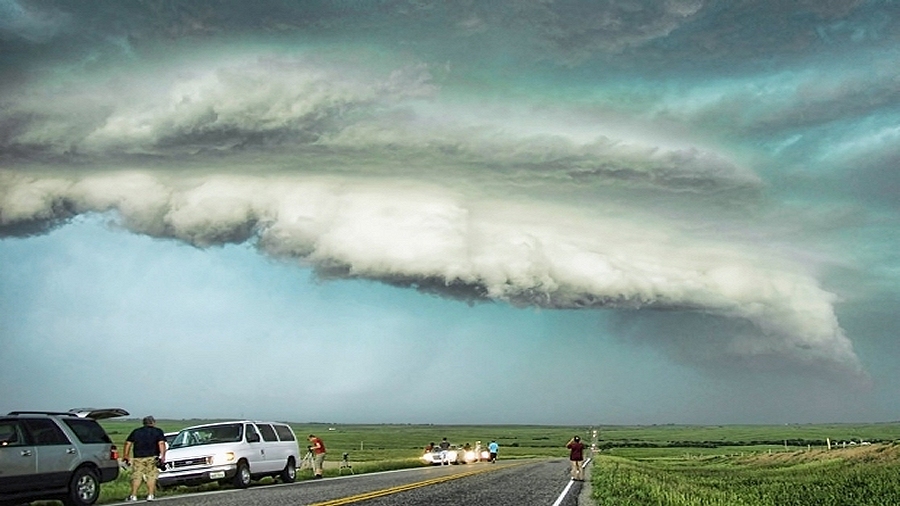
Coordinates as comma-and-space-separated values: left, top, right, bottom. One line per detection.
212, 452, 236, 465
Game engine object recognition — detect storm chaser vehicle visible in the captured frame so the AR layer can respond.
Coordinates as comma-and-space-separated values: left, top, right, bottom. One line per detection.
158, 420, 300, 488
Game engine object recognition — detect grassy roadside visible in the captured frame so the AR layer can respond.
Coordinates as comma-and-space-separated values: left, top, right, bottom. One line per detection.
591, 443, 900, 506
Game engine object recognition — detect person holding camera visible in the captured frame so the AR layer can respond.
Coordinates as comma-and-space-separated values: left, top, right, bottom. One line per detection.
123, 416, 167, 501
308, 434, 326, 479
567, 435, 585, 481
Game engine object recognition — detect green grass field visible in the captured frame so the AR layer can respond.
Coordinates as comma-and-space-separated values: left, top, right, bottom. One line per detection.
589, 424, 900, 506
83, 420, 900, 505
593, 443, 900, 506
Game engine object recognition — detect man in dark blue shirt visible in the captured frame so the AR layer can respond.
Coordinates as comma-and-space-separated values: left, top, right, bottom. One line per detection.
123, 416, 166, 501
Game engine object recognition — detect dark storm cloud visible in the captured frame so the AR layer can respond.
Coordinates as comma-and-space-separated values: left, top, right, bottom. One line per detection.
0, 47, 756, 196
4, 1, 894, 73
836, 141, 900, 209
0, 0, 69, 44
609, 310, 867, 381
670, 64, 900, 147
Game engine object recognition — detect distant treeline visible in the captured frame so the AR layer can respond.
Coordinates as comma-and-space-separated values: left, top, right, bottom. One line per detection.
596, 439, 889, 449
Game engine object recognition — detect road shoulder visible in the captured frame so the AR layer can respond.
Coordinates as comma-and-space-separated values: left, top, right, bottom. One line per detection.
578, 459, 592, 505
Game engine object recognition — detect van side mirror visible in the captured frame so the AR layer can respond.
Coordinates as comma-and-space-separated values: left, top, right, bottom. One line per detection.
247, 432, 260, 443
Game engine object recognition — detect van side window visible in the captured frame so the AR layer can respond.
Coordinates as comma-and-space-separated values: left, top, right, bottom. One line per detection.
22, 419, 70, 445
245, 424, 261, 442
273, 425, 296, 441
257, 424, 278, 442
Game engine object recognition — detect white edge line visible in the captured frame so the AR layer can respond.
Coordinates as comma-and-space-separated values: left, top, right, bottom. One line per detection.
551, 479, 575, 506
550, 456, 592, 506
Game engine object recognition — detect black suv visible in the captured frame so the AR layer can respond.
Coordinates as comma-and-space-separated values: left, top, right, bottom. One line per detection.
0, 408, 128, 506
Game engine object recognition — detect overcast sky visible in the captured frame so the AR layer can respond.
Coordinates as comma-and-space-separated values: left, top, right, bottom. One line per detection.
1, 0, 898, 425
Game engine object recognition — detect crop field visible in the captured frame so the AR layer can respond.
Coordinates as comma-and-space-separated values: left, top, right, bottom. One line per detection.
87, 420, 900, 505
592, 444, 900, 506
589, 424, 900, 506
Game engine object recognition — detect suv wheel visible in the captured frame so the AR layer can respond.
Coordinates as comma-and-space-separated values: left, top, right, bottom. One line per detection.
233, 461, 251, 488
64, 467, 100, 506
280, 458, 297, 483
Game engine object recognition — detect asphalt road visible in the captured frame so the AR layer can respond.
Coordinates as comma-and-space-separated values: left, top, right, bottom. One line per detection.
111, 459, 588, 506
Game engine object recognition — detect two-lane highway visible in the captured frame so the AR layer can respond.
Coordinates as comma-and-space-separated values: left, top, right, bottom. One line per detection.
114, 459, 585, 506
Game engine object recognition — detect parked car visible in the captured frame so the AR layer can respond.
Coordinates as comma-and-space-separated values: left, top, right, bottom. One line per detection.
458, 445, 477, 464
474, 441, 491, 461
158, 420, 300, 489
421, 444, 465, 465
0, 408, 128, 506
421, 445, 444, 465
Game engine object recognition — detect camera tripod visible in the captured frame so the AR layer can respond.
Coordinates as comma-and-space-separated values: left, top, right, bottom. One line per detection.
299, 449, 316, 471
339, 452, 354, 475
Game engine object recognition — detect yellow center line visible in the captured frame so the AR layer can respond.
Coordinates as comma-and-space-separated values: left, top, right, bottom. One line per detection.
308, 464, 521, 506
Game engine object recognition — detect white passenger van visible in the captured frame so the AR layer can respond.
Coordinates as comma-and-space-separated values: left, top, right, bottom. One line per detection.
158, 420, 300, 489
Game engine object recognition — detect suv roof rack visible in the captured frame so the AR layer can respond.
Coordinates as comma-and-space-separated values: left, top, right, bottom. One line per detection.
7, 410, 74, 416
6, 408, 129, 419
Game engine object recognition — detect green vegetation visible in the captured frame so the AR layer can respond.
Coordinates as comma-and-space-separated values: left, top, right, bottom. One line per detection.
593, 423, 900, 451
592, 444, 900, 506
87, 420, 900, 505
587, 424, 900, 505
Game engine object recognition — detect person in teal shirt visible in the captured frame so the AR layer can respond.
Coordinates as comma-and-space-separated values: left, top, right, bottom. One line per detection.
488, 440, 499, 462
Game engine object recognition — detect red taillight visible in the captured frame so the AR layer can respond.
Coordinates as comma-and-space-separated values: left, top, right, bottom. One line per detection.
110, 445, 119, 460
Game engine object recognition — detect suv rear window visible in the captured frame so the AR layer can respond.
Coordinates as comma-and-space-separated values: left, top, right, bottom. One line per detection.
22, 418, 70, 445
0, 420, 25, 446
273, 424, 296, 441
62, 418, 112, 444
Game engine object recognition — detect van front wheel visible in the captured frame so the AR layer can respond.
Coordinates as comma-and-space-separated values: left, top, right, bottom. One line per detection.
233, 461, 251, 488
280, 458, 296, 483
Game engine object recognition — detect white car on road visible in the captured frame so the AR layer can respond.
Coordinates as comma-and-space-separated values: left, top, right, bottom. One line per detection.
421, 444, 472, 465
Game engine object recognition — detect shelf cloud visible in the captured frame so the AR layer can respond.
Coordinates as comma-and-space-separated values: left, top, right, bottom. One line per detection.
2, 0, 897, 423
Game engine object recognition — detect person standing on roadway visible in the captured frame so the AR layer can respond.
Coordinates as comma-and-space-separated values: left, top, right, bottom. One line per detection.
439, 437, 451, 465
123, 416, 167, 501
567, 436, 585, 481
308, 434, 326, 479
488, 440, 499, 462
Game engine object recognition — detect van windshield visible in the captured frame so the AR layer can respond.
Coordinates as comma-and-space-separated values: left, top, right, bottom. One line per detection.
170, 423, 243, 448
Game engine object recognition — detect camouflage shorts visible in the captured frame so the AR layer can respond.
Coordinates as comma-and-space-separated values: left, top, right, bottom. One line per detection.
131, 456, 159, 482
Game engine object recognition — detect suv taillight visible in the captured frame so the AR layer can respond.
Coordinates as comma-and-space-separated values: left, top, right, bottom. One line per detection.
110, 445, 119, 460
